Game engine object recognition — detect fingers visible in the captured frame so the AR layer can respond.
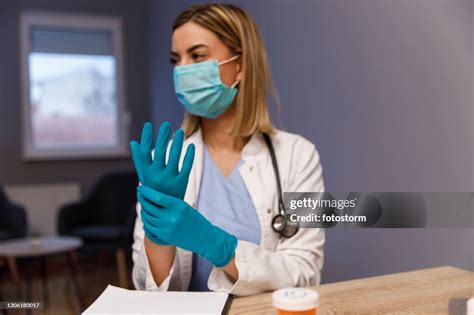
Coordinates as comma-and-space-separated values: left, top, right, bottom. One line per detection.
141, 208, 163, 229
139, 195, 173, 246
141, 209, 166, 240
130, 122, 154, 181
179, 143, 195, 178
137, 192, 160, 217
139, 122, 153, 166
167, 128, 185, 173
132, 122, 194, 190
153, 122, 171, 170
139, 196, 167, 227
130, 141, 144, 183
138, 186, 179, 208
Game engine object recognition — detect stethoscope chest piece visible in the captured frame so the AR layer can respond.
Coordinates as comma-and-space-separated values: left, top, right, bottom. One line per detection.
281, 219, 299, 238
272, 214, 299, 238
272, 214, 286, 233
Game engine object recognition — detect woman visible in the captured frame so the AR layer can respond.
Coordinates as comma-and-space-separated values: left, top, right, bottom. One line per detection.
130, 3, 325, 296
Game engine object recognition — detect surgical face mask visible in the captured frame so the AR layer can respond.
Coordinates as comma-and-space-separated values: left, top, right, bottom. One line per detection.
173, 55, 240, 119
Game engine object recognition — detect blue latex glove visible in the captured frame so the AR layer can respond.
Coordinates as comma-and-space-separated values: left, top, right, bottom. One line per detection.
137, 185, 238, 268
130, 122, 195, 200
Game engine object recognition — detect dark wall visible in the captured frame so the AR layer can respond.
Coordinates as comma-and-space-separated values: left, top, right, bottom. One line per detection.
148, 0, 473, 192
0, 0, 149, 195
147, 0, 184, 129
147, 0, 473, 282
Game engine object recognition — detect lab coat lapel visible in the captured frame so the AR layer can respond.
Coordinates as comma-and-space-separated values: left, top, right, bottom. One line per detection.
183, 128, 204, 208
238, 133, 273, 248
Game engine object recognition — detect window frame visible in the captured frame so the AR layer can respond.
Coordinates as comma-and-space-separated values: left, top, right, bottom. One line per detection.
19, 11, 129, 160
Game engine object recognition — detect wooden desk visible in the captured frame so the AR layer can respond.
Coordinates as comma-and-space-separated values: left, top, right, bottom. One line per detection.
228, 266, 473, 314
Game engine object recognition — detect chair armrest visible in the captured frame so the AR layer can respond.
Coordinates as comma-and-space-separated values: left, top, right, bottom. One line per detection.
57, 201, 93, 235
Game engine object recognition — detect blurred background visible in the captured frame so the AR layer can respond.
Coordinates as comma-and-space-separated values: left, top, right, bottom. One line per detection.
0, 0, 472, 314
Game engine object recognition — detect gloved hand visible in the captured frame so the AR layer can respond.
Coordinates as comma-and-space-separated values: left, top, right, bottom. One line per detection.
130, 121, 195, 200
137, 185, 238, 268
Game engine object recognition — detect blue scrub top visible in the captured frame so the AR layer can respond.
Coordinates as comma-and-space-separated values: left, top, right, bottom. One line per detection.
188, 145, 261, 291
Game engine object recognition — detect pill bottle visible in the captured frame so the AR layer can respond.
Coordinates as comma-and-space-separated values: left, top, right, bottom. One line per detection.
467, 297, 474, 315
272, 288, 319, 315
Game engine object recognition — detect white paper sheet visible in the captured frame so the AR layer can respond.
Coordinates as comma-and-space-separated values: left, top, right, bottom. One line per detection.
83, 285, 230, 315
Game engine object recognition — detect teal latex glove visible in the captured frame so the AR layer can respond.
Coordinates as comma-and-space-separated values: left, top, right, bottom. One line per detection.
130, 122, 195, 200
138, 185, 238, 268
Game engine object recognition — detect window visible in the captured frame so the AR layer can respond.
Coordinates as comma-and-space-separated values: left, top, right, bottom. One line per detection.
20, 12, 129, 159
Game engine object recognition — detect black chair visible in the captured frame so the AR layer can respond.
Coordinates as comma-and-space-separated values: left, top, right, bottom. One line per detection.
0, 186, 27, 241
57, 172, 137, 288
0, 185, 28, 302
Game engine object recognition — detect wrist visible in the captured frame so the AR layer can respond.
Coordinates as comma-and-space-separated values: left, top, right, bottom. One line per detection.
144, 236, 176, 288
202, 225, 238, 268
144, 235, 176, 250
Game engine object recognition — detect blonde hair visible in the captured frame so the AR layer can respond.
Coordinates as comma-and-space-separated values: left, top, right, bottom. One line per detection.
172, 3, 278, 137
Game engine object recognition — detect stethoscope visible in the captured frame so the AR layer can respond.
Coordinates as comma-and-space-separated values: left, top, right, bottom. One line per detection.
262, 133, 299, 238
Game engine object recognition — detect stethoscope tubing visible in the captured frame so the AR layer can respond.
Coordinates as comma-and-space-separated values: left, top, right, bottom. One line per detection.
262, 133, 299, 238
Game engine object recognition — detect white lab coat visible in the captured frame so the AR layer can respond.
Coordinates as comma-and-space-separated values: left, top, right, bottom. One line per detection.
131, 127, 325, 296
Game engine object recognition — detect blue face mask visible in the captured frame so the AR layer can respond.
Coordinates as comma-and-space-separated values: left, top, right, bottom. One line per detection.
173, 55, 240, 119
